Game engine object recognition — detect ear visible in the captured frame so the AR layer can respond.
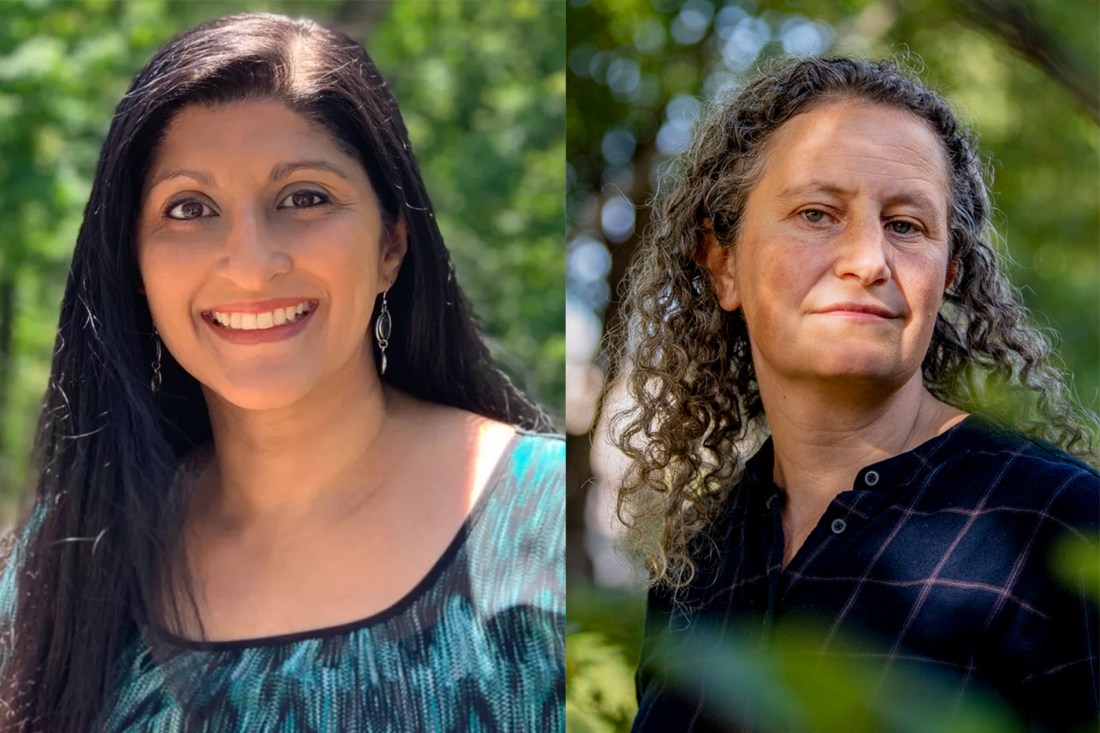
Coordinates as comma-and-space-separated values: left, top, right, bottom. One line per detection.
379, 215, 408, 292
696, 219, 741, 311
945, 258, 958, 290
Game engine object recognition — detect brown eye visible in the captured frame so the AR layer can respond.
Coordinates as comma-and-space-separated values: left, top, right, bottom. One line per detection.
279, 190, 329, 209
166, 200, 213, 220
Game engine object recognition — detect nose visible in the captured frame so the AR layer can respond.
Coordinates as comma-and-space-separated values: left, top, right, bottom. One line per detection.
215, 209, 291, 290
834, 215, 891, 286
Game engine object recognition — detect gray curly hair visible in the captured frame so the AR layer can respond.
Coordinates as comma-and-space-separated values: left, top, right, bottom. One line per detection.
606, 56, 1096, 592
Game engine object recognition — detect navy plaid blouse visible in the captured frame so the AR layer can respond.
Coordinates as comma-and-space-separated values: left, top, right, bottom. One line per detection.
633, 414, 1099, 732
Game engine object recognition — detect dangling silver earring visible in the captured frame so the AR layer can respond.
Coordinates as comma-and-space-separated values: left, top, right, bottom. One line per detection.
374, 289, 392, 375
151, 328, 163, 393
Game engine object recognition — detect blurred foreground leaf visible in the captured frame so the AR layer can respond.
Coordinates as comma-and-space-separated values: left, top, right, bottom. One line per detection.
566, 630, 638, 733
654, 619, 1024, 733
1051, 529, 1100, 606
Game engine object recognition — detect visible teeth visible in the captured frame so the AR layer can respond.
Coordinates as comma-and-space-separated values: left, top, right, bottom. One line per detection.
209, 301, 313, 331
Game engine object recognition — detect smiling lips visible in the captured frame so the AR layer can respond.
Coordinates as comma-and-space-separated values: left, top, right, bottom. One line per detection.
200, 297, 319, 344
202, 298, 318, 330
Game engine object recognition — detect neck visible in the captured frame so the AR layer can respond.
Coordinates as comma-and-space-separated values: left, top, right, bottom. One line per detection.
195, 346, 396, 532
759, 371, 966, 506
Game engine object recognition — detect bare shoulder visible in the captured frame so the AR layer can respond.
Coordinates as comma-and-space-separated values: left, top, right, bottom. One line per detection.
433, 406, 518, 495
384, 389, 518, 498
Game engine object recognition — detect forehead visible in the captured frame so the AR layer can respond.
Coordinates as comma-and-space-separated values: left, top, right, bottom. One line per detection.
147, 99, 359, 181
754, 99, 950, 207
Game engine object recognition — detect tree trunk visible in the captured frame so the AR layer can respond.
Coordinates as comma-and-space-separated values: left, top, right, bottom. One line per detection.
565, 431, 594, 583
0, 274, 15, 486
962, 0, 1099, 122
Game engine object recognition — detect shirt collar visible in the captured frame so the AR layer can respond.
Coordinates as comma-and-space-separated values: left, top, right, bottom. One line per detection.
741, 413, 997, 496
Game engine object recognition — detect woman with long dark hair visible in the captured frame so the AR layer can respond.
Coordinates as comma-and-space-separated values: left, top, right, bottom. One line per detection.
0, 12, 563, 732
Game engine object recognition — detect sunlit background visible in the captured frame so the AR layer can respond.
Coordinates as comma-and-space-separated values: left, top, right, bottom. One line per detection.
564, 0, 1099, 729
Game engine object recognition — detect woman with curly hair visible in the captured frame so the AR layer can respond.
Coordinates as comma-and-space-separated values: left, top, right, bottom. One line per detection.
0, 12, 563, 733
610, 57, 1098, 731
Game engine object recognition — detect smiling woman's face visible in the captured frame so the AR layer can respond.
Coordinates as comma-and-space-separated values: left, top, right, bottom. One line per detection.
707, 99, 953, 394
137, 99, 404, 410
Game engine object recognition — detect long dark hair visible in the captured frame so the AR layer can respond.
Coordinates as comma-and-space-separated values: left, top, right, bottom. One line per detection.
0, 12, 549, 731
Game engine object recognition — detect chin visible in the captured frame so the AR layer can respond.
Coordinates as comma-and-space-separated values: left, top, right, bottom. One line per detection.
200, 374, 317, 412
808, 351, 915, 386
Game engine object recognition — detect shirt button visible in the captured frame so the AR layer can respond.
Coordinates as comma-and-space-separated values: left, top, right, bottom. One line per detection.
830, 518, 847, 534
864, 470, 880, 487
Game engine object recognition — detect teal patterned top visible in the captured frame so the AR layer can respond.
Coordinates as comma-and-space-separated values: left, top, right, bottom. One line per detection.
2, 431, 564, 732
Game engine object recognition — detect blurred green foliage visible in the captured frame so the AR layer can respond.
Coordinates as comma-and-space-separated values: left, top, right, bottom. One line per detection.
569, 558, 1097, 733
0, 0, 565, 518
566, 632, 637, 732
1052, 530, 1100, 606
371, 0, 566, 413
566, 586, 646, 732
656, 618, 1025, 732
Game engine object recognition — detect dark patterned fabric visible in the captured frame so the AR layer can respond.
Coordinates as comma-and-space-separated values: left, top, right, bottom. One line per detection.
2, 431, 565, 732
633, 415, 1099, 732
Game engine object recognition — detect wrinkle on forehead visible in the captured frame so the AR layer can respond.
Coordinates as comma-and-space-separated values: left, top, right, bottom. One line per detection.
761, 100, 950, 212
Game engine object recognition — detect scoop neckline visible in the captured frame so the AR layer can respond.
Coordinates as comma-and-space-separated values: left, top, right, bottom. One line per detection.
147, 429, 533, 652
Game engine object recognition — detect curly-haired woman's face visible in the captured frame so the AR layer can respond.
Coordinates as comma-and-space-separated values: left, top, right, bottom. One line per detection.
136, 99, 404, 410
706, 99, 954, 393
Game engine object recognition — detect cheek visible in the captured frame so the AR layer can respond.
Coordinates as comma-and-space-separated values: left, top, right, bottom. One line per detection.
305, 226, 378, 320
903, 257, 951, 315
139, 244, 200, 319
308, 214, 378, 264
738, 269, 795, 343
749, 248, 819, 316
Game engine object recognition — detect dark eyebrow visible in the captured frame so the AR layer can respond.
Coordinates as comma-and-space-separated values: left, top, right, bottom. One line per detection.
146, 159, 352, 193
269, 159, 352, 182
146, 168, 215, 191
